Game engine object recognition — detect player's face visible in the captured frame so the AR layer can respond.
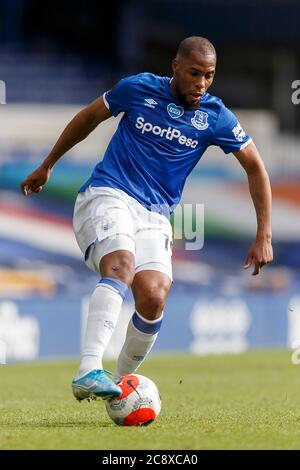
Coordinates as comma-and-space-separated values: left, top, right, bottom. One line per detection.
171, 51, 216, 107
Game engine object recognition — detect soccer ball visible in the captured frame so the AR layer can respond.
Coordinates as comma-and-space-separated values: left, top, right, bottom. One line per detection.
105, 374, 161, 426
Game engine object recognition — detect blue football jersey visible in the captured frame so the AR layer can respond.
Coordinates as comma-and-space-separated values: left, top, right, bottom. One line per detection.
79, 73, 251, 214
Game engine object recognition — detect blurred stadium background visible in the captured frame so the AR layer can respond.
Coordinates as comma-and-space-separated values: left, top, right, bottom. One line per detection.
1, 0, 300, 365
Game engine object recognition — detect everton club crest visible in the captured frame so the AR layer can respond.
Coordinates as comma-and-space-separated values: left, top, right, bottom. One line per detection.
191, 110, 209, 130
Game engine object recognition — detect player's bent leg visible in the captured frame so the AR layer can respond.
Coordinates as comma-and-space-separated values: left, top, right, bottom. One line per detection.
132, 270, 172, 320
100, 249, 135, 285
113, 270, 172, 382
72, 248, 135, 401
72, 188, 137, 400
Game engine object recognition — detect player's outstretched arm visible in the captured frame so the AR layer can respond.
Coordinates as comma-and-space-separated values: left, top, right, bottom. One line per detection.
20, 96, 112, 195
233, 141, 273, 276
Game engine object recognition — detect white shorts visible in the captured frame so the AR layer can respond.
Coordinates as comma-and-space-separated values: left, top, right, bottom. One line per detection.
73, 186, 173, 281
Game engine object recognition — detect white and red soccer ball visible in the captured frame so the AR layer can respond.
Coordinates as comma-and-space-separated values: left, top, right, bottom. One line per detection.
105, 374, 161, 426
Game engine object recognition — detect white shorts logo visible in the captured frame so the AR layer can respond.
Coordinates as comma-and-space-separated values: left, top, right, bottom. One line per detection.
135, 116, 198, 148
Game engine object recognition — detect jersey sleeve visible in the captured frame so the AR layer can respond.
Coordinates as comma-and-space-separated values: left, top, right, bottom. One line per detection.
210, 104, 252, 154
103, 75, 137, 117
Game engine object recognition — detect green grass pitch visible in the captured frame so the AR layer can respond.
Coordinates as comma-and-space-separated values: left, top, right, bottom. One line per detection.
1, 351, 300, 450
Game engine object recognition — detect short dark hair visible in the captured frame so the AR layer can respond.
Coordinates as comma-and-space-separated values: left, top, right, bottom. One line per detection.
176, 36, 216, 60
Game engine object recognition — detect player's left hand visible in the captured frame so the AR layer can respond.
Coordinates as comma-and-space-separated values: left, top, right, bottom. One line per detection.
244, 237, 273, 276
20, 165, 52, 196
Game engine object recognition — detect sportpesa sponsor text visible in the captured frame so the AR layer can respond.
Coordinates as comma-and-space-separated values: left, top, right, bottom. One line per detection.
135, 116, 199, 148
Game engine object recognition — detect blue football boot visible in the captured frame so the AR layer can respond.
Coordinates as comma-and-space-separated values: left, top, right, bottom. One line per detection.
72, 369, 122, 401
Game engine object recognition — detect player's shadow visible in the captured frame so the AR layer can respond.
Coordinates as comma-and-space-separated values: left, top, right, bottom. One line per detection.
0, 420, 113, 428
36, 422, 112, 428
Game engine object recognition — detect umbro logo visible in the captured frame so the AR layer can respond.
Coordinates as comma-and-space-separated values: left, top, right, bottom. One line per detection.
144, 98, 158, 109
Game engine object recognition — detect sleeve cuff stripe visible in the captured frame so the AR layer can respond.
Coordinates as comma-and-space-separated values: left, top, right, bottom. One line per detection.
103, 92, 110, 110
239, 138, 252, 150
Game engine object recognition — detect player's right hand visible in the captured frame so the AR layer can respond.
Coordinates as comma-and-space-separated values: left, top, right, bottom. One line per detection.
20, 165, 52, 196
